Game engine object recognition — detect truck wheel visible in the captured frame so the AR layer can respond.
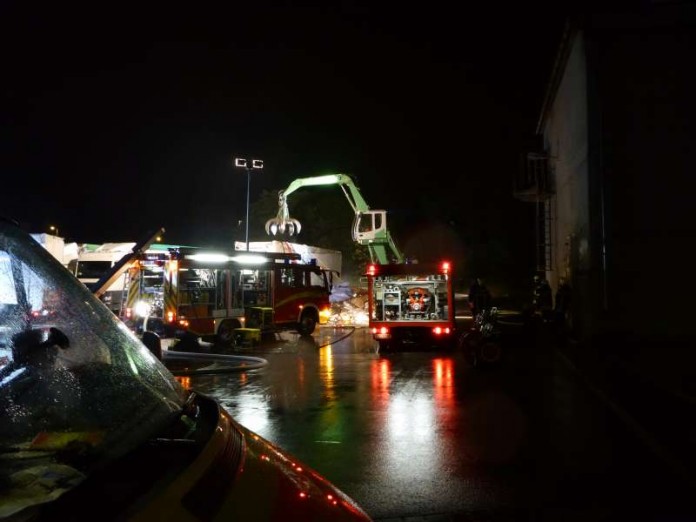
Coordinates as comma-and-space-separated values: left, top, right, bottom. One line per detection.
377, 340, 392, 353
217, 318, 241, 347
479, 341, 502, 364
297, 312, 317, 336
458, 331, 479, 367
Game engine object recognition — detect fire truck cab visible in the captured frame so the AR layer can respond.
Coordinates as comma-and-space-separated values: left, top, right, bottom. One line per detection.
121, 248, 335, 346
365, 260, 455, 351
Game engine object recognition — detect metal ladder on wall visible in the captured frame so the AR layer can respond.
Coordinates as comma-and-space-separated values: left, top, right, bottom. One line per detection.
535, 199, 553, 273
514, 151, 555, 274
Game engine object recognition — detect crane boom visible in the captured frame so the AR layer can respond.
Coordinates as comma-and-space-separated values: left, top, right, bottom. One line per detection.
281, 174, 370, 212
265, 173, 404, 264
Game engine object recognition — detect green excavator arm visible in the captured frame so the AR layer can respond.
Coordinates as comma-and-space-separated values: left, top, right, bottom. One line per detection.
265, 173, 404, 264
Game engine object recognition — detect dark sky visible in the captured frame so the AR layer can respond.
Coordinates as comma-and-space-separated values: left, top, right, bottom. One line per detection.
2, 1, 572, 272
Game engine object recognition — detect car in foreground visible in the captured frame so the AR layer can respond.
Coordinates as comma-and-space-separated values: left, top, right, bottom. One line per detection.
0, 218, 372, 521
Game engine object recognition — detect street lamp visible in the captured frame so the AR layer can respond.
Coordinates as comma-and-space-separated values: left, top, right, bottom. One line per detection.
234, 157, 264, 251
49, 225, 59, 237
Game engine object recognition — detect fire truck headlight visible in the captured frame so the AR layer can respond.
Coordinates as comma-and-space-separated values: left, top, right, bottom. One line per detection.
134, 301, 151, 318
230, 254, 268, 264
186, 253, 229, 263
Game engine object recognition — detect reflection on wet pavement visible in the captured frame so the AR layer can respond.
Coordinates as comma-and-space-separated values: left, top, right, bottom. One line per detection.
170, 324, 695, 521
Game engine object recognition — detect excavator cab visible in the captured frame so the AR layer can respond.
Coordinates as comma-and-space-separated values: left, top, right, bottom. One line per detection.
352, 210, 388, 243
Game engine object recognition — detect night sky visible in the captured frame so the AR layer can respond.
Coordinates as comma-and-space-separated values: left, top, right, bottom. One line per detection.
2, 1, 577, 282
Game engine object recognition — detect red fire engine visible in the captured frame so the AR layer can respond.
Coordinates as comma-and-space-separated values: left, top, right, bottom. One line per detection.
365, 260, 455, 351
121, 247, 336, 345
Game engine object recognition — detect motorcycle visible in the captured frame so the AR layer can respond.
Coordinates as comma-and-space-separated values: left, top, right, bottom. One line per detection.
458, 307, 504, 367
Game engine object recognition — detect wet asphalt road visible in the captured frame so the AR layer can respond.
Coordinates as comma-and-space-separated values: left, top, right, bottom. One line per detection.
166, 322, 696, 521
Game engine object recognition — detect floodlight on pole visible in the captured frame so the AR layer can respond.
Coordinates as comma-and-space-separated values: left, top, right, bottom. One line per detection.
234, 157, 264, 251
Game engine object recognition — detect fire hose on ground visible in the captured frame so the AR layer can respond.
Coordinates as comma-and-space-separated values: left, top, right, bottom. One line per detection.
163, 351, 269, 376
161, 326, 359, 376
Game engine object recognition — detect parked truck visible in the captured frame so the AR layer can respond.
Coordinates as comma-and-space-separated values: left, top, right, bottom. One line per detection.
364, 260, 455, 351
38, 227, 339, 346
120, 246, 337, 346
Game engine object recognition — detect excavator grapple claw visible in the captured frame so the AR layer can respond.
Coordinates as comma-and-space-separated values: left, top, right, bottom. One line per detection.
265, 190, 302, 236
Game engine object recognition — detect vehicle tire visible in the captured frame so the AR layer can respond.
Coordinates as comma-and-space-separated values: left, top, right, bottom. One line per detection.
297, 312, 317, 336
217, 318, 242, 347
479, 341, 502, 365
458, 331, 479, 367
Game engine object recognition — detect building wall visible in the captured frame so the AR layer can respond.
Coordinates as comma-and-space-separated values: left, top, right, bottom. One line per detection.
540, 9, 696, 340
591, 16, 696, 337
541, 31, 592, 337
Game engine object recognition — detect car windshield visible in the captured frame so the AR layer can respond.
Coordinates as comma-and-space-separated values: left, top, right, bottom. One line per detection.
0, 220, 187, 518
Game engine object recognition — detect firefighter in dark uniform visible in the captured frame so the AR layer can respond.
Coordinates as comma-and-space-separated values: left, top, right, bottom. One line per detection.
468, 277, 492, 321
